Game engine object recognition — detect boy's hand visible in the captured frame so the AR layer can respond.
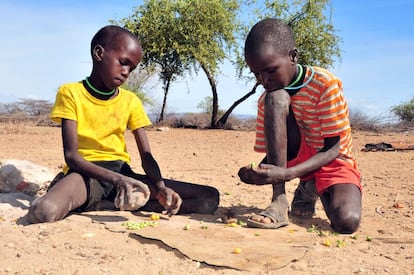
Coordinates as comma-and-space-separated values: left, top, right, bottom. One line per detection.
155, 186, 182, 216
238, 163, 286, 185
114, 175, 151, 211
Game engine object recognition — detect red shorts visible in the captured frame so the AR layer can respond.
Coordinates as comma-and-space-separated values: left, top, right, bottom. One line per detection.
287, 136, 362, 194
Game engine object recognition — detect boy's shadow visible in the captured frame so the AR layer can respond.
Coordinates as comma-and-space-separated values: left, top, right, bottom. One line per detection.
0, 192, 34, 225
205, 204, 332, 231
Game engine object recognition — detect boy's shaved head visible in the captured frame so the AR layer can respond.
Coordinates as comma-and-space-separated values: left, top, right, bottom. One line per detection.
90, 25, 139, 56
245, 18, 295, 57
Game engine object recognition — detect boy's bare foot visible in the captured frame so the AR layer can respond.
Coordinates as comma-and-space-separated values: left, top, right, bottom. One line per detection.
247, 198, 289, 229
290, 180, 318, 219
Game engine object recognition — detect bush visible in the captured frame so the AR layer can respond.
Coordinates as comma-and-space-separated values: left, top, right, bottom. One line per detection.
349, 110, 381, 132
153, 112, 256, 131
391, 97, 414, 122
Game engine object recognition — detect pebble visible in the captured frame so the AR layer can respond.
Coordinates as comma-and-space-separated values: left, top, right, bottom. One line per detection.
39, 230, 49, 236
5, 242, 15, 248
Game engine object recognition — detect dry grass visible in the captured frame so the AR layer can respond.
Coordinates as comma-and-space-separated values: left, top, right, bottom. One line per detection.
154, 113, 256, 131
1, 111, 413, 134
0, 122, 44, 135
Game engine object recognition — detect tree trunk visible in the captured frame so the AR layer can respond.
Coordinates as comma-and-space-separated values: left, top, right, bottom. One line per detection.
215, 82, 260, 128
158, 78, 171, 123
200, 64, 219, 128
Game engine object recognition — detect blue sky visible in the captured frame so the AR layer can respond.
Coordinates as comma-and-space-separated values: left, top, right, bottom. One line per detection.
0, 0, 413, 118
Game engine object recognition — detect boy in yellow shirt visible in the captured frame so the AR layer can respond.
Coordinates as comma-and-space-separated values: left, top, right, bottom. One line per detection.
28, 25, 219, 223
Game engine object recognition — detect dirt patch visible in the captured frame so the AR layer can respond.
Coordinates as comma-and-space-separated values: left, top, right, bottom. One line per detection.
0, 123, 413, 274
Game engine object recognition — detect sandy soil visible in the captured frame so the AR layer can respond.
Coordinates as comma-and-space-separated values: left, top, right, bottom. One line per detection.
0, 123, 413, 274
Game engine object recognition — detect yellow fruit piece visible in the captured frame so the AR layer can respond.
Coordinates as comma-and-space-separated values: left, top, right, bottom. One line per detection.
227, 222, 238, 227
251, 162, 257, 168
322, 239, 332, 247
183, 224, 190, 230
233, 248, 242, 254
150, 213, 160, 220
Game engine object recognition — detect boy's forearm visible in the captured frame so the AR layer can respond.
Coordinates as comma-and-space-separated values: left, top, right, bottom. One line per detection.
141, 153, 165, 189
285, 137, 340, 180
286, 149, 338, 180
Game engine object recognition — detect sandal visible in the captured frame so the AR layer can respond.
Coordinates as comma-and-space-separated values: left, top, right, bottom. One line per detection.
290, 179, 318, 219
247, 203, 289, 229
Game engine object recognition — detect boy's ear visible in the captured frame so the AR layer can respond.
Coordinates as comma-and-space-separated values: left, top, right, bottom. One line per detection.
289, 48, 299, 63
93, 45, 104, 61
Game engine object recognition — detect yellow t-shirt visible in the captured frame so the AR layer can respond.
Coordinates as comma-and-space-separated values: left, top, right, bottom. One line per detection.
50, 81, 152, 165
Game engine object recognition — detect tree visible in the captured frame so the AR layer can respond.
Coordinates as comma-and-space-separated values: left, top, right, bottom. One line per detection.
120, 0, 193, 123
175, 0, 240, 128
391, 97, 414, 122
217, 0, 342, 126
119, 0, 241, 126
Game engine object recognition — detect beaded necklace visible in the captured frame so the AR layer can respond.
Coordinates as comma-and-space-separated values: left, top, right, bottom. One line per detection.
85, 77, 116, 96
284, 64, 315, 90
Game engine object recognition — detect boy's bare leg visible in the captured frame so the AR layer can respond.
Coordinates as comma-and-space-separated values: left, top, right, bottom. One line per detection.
320, 183, 361, 234
135, 178, 220, 215
119, 165, 219, 215
290, 179, 318, 218
28, 173, 88, 223
248, 89, 291, 226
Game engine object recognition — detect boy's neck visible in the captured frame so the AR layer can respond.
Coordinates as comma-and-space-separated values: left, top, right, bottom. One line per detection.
83, 78, 118, 100
284, 64, 305, 95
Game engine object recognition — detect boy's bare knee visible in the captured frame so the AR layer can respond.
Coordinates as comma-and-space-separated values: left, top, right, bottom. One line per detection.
330, 208, 361, 234
265, 89, 291, 111
28, 197, 61, 224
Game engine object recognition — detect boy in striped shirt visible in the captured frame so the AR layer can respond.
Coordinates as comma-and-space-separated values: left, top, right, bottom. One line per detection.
238, 18, 361, 234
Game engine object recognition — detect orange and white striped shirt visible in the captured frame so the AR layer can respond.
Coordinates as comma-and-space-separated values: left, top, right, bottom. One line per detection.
254, 66, 356, 167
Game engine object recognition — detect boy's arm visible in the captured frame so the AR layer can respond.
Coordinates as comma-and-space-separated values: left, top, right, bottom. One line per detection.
239, 136, 340, 185
132, 127, 182, 215
285, 136, 340, 180
132, 127, 165, 189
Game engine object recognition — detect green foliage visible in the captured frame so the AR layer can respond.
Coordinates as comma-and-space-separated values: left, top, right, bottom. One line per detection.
118, 0, 241, 124
263, 0, 341, 68
175, 0, 240, 76
391, 97, 414, 122
237, 0, 341, 78
122, 0, 190, 85
122, 0, 240, 84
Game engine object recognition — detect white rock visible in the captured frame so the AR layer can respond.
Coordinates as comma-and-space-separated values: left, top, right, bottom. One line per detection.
0, 159, 56, 196
156, 127, 170, 131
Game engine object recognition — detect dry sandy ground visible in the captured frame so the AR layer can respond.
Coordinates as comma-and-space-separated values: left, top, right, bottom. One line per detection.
0, 123, 413, 274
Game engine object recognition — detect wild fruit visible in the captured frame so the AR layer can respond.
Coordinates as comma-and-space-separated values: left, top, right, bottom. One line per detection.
150, 213, 160, 220
233, 248, 242, 254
